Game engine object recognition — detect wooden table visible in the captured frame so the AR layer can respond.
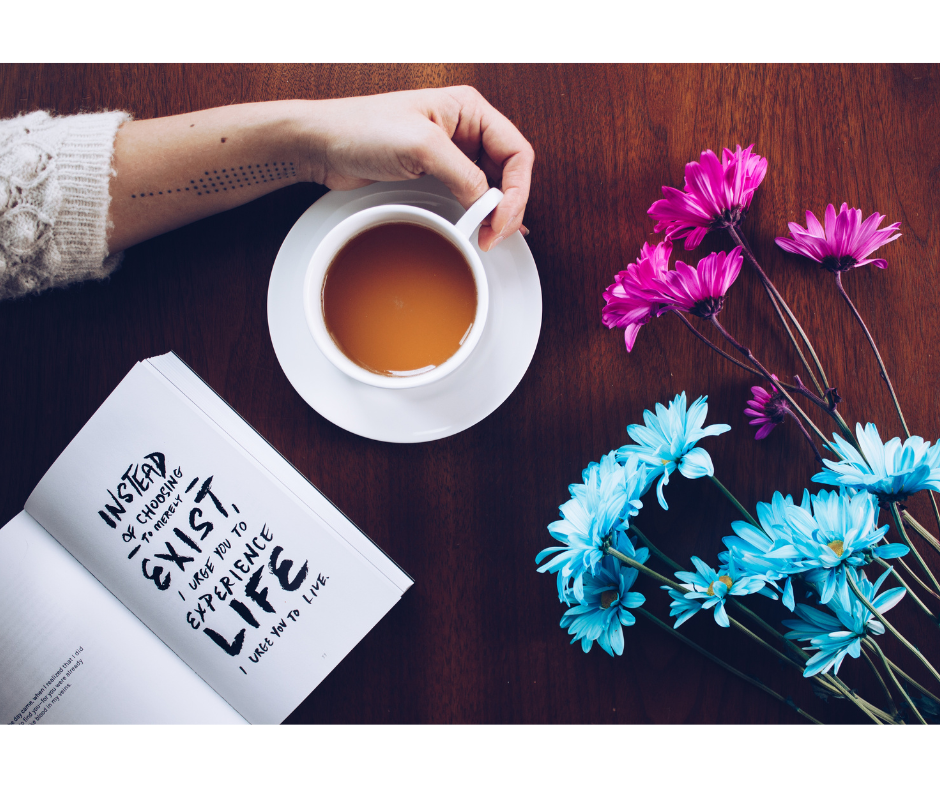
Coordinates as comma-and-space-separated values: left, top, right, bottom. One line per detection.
2, 64, 939, 725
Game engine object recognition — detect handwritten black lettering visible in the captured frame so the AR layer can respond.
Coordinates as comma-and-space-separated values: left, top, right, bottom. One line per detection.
173, 526, 202, 553
269, 546, 309, 592
141, 558, 171, 590
145, 452, 167, 479
245, 566, 276, 613
203, 626, 245, 656
154, 541, 194, 572
189, 507, 214, 541
195, 476, 228, 517
229, 598, 261, 628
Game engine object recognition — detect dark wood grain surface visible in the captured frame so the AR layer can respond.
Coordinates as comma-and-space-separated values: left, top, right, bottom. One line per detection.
2, 64, 939, 725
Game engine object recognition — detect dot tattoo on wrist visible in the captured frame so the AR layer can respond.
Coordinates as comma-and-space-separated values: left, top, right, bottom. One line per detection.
130, 162, 298, 198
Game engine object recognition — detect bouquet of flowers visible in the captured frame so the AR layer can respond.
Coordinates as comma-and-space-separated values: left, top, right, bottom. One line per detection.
537, 145, 940, 724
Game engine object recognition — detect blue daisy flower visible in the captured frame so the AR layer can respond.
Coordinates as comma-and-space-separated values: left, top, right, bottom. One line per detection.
663, 555, 766, 628
720, 490, 817, 611
561, 555, 647, 656
537, 452, 647, 603
783, 567, 905, 677
761, 488, 909, 604
616, 392, 730, 510
813, 422, 940, 506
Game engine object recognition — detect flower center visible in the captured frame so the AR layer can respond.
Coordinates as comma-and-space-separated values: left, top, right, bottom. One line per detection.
707, 575, 734, 596
821, 254, 857, 273
765, 392, 789, 423
690, 296, 726, 319
710, 207, 745, 230
600, 590, 619, 610
827, 539, 845, 558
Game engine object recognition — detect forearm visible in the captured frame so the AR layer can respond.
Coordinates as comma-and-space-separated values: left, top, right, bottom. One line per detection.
108, 101, 309, 252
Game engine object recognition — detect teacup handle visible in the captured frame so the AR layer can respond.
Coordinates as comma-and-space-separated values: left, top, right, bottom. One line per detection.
454, 187, 504, 240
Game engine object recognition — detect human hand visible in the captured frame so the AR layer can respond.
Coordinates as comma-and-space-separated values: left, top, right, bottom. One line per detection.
299, 87, 534, 251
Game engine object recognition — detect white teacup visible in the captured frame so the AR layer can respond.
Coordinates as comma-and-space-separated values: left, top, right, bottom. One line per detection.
304, 187, 502, 389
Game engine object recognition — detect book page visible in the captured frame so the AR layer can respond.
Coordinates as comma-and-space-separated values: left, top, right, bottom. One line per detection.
25, 362, 404, 724
148, 353, 412, 594
0, 511, 246, 724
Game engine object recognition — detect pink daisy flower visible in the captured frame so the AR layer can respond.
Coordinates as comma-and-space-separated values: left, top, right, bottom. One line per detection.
602, 241, 673, 351
648, 145, 768, 250
744, 375, 788, 439
775, 203, 901, 272
656, 247, 744, 319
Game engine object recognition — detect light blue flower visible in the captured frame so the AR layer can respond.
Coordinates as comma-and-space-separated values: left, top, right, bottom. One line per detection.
813, 422, 940, 506
720, 490, 816, 611
663, 555, 766, 628
763, 488, 909, 604
561, 555, 646, 656
616, 392, 730, 510
537, 452, 647, 603
783, 567, 905, 677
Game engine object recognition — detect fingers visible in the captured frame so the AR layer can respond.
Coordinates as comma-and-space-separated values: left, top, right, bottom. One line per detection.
414, 123, 490, 210
444, 87, 534, 251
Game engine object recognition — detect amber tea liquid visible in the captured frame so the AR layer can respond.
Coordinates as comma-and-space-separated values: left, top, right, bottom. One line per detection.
322, 222, 478, 376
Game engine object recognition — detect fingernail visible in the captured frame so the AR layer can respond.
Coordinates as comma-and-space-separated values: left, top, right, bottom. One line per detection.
520, 225, 530, 237
487, 234, 504, 251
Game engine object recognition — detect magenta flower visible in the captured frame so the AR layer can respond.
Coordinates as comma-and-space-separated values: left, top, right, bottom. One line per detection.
744, 375, 789, 439
648, 145, 768, 250
602, 241, 673, 351
656, 247, 744, 319
775, 203, 901, 272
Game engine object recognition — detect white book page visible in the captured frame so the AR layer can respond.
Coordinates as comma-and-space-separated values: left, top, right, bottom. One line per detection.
148, 353, 412, 594
25, 363, 403, 724
0, 511, 246, 724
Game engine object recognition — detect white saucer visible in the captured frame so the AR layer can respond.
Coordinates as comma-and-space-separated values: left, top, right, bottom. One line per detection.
267, 177, 542, 443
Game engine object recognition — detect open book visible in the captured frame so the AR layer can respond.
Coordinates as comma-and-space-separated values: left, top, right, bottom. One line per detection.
0, 353, 412, 724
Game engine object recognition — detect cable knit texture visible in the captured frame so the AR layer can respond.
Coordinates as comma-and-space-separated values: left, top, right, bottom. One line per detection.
0, 110, 130, 300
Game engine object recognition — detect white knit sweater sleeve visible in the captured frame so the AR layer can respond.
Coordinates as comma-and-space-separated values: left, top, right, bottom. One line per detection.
0, 110, 131, 300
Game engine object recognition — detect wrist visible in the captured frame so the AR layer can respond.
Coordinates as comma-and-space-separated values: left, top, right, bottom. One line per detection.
274, 99, 330, 185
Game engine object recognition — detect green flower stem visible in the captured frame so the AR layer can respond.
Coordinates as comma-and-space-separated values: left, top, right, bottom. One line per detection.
826, 674, 891, 725
726, 600, 891, 724
833, 271, 910, 439
728, 598, 813, 663
873, 555, 940, 619
606, 546, 800, 667
606, 545, 889, 722
901, 508, 940, 554
627, 523, 683, 572
625, 521, 838, 675
860, 646, 900, 719
635, 607, 823, 725
830, 409, 858, 449
789, 410, 825, 465
726, 224, 829, 396
891, 503, 940, 600
845, 570, 940, 686
927, 491, 940, 544
627, 519, 816, 669
709, 475, 759, 528
866, 636, 928, 724
708, 316, 831, 448
893, 551, 940, 604
735, 622, 891, 724
606, 547, 687, 593
864, 643, 940, 707
727, 617, 805, 668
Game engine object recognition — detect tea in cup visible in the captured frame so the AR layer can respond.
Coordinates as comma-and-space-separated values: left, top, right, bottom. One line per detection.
304, 188, 502, 389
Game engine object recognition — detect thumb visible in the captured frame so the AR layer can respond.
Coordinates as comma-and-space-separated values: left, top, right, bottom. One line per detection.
415, 125, 489, 209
